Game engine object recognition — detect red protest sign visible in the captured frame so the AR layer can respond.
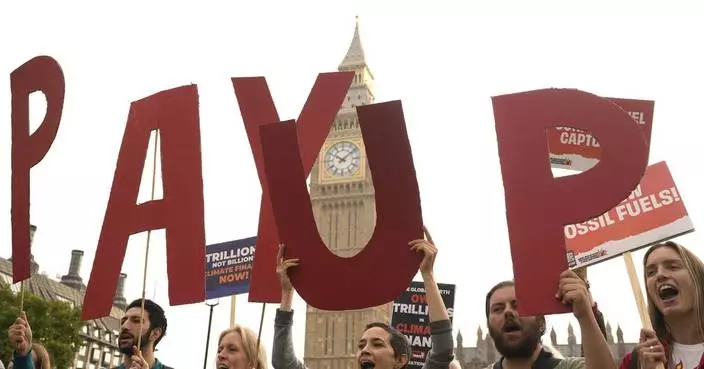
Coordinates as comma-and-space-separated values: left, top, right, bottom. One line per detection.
10, 56, 65, 283
493, 88, 649, 316
232, 72, 354, 303
565, 161, 694, 268
82, 86, 206, 320
259, 101, 424, 310
548, 98, 654, 171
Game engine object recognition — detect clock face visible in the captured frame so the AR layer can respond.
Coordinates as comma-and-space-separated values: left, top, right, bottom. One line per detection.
324, 141, 362, 177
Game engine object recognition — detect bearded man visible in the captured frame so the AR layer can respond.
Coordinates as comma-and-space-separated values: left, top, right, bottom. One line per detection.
483, 270, 616, 369
116, 299, 173, 369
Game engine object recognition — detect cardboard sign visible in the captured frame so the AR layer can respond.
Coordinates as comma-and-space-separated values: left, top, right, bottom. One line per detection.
391, 282, 456, 369
205, 237, 257, 299
232, 72, 353, 303
10, 56, 65, 282
259, 101, 423, 310
82, 85, 206, 320
548, 98, 654, 171
492, 88, 649, 316
565, 161, 694, 268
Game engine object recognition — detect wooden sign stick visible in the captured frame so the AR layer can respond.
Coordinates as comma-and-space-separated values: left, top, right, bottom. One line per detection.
137, 130, 160, 351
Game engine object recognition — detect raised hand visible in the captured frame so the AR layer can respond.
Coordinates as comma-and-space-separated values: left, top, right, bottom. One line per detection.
276, 243, 300, 293
409, 226, 437, 276
556, 269, 592, 320
129, 347, 150, 369
8, 311, 32, 356
636, 329, 666, 369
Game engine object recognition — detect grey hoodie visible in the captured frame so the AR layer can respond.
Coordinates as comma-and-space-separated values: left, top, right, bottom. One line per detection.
272, 309, 454, 369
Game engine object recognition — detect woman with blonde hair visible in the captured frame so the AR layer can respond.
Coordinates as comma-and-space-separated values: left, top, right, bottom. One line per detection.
216, 324, 269, 369
620, 241, 704, 369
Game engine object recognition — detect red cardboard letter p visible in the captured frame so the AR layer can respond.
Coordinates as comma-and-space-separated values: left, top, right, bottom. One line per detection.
492, 88, 649, 316
11, 56, 65, 282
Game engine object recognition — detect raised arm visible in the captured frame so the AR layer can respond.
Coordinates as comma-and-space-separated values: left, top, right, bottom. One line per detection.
556, 269, 617, 369
409, 227, 454, 369
272, 244, 307, 369
7, 311, 34, 369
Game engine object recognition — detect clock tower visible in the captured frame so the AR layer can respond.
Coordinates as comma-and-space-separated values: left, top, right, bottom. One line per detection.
302, 16, 392, 369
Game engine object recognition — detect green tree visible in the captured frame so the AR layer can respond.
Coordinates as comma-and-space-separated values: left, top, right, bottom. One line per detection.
0, 285, 84, 369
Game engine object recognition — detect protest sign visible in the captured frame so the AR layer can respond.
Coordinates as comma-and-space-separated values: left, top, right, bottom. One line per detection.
206, 237, 256, 299
391, 281, 455, 369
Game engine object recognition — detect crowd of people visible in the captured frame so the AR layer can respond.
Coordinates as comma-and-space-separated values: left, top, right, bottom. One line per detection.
4, 232, 703, 369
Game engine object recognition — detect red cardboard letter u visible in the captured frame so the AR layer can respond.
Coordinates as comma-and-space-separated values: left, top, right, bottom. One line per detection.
259, 101, 423, 310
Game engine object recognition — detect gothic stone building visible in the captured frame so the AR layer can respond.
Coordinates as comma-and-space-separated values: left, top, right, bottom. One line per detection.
454, 323, 637, 369
0, 250, 128, 369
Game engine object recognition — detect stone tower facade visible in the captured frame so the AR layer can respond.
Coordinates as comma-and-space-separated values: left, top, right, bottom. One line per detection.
302, 17, 390, 369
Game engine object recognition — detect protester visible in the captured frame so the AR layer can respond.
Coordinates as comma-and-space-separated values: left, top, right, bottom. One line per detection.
216, 324, 268, 369
272, 227, 454, 369
619, 241, 704, 369
114, 298, 173, 369
484, 271, 617, 369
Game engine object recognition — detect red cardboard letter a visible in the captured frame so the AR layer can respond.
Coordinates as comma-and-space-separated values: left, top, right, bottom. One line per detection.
82, 85, 206, 320
492, 88, 649, 316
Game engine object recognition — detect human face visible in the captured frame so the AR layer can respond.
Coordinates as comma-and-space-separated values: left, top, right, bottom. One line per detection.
645, 246, 695, 318
356, 327, 404, 369
217, 331, 252, 369
119, 307, 152, 355
487, 286, 542, 359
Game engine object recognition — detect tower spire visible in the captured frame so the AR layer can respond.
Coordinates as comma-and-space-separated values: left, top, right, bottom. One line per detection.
339, 15, 367, 70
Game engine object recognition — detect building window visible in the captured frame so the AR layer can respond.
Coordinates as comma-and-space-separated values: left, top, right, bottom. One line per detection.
112, 353, 121, 367
102, 348, 112, 367
90, 346, 100, 363
82, 325, 89, 334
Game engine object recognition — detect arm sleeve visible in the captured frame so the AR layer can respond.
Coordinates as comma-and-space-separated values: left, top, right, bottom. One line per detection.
422, 319, 454, 369
272, 309, 306, 369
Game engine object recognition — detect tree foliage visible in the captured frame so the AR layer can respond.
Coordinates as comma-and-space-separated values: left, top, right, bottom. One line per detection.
0, 285, 84, 369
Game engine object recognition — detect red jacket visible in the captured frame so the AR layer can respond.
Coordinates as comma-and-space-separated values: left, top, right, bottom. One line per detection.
618, 338, 704, 369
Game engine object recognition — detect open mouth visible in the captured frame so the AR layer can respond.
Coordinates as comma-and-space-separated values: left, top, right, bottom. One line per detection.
502, 322, 522, 333
216, 364, 229, 369
359, 359, 375, 369
658, 284, 679, 301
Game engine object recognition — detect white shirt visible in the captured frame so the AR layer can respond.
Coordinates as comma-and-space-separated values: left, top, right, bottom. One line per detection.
671, 342, 704, 369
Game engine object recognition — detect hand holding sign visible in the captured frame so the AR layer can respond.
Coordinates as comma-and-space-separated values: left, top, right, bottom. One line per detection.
411, 227, 437, 276
556, 269, 592, 321
276, 244, 299, 294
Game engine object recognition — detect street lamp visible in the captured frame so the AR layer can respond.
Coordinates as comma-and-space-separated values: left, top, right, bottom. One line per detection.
203, 298, 220, 369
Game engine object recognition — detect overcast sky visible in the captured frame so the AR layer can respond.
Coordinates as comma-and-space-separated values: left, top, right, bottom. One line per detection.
1, 1, 704, 368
